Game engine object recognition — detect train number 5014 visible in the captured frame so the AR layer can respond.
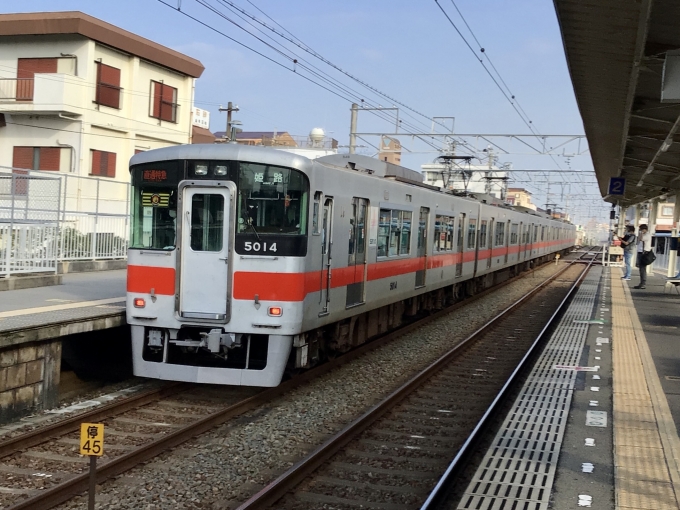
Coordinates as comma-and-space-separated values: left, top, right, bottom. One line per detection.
243, 241, 277, 253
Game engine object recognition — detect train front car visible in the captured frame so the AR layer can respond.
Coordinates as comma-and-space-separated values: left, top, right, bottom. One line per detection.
127, 145, 312, 386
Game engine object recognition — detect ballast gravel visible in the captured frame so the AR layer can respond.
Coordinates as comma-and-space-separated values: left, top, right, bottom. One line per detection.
57, 263, 567, 510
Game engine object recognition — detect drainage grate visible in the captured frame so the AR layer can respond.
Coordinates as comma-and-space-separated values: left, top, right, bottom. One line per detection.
458, 267, 602, 510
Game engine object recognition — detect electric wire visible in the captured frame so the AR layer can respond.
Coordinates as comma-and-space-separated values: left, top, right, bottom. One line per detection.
165, 0, 457, 154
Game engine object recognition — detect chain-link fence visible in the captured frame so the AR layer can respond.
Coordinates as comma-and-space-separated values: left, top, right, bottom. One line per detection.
0, 168, 129, 275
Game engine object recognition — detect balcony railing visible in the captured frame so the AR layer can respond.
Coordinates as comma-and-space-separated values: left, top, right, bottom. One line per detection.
0, 78, 35, 101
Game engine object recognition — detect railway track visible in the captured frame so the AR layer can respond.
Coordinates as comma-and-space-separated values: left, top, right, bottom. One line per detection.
234, 251, 597, 510
0, 251, 593, 510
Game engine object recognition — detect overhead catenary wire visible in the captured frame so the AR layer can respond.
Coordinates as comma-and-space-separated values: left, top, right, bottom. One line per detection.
160, 0, 461, 155
432, 0, 598, 207
199, 0, 455, 153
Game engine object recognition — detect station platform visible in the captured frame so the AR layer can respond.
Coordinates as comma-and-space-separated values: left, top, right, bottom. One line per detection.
0, 270, 126, 424
0, 269, 126, 346
455, 264, 680, 510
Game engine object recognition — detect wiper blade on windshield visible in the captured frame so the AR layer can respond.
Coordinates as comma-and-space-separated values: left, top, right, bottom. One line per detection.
248, 220, 261, 241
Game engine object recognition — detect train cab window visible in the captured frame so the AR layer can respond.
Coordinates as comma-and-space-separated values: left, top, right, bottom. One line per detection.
130, 188, 177, 250
236, 163, 309, 235
467, 218, 477, 249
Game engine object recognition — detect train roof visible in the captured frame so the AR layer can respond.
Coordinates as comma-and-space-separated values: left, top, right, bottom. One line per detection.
129, 145, 571, 225
129, 143, 313, 172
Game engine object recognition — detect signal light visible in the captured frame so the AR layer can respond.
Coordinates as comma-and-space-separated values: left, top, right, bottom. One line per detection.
268, 306, 282, 317
133, 298, 146, 308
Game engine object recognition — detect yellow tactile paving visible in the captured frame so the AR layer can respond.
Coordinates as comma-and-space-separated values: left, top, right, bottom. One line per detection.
617, 478, 677, 510
615, 427, 667, 449
614, 406, 658, 424
611, 268, 680, 509
616, 447, 670, 482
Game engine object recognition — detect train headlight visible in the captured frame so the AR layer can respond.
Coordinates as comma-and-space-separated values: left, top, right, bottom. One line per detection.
214, 165, 228, 176
195, 164, 208, 175
268, 306, 282, 317
133, 298, 146, 308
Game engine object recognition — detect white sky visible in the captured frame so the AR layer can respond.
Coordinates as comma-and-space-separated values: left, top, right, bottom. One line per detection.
1, 0, 610, 225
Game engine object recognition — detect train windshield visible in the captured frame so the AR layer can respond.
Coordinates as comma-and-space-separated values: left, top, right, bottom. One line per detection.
130, 186, 178, 250
237, 162, 308, 235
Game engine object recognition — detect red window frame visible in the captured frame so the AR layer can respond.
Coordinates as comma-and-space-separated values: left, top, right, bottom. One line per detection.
91, 150, 116, 178
150, 81, 178, 123
95, 62, 122, 109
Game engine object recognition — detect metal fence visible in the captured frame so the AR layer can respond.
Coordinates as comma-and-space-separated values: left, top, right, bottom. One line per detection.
0, 168, 129, 276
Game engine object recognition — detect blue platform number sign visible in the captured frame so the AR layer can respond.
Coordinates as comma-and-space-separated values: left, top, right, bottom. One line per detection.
608, 177, 626, 196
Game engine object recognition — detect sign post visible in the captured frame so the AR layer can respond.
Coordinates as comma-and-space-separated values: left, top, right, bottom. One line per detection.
80, 423, 104, 510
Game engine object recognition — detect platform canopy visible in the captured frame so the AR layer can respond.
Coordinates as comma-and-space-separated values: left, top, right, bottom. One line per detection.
554, 0, 680, 207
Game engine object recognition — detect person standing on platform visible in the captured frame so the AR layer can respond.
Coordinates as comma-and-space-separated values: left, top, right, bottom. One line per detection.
619, 225, 636, 280
634, 224, 652, 289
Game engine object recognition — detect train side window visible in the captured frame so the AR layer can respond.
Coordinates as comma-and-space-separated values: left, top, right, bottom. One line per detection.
467, 218, 477, 249
495, 222, 505, 246
434, 214, 456, 252
388, 211, 399, 256
312, 191, 322, 235
379, 208, 411, 257
400, 211, 412, 255
446, 217, 454, 250
378, 209, 390, 257
479, 220, 487, 248
510, 223, 518, 244
533, 225, 538, 242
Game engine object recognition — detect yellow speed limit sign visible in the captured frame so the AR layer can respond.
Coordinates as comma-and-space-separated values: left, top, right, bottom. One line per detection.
80, 423, 104, 456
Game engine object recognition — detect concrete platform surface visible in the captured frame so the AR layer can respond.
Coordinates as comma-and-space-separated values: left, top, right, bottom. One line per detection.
0, 270, 125, 314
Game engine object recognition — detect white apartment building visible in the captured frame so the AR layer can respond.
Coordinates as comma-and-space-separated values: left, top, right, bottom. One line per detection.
0, 11, 204, 213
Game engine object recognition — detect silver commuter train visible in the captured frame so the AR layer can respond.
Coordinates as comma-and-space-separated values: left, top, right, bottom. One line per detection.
127, 145, 575, 386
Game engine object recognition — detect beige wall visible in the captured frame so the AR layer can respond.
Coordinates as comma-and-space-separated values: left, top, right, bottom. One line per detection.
0, 34, 196, 193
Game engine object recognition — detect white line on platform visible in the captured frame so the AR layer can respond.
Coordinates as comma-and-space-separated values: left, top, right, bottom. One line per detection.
0, 297, 126, 319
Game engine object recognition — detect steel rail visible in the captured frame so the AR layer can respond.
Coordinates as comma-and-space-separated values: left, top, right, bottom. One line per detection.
6, 250, 582, 510
420, 249, 599, 509
0, 382, 188, 460
233, 250, 596, 510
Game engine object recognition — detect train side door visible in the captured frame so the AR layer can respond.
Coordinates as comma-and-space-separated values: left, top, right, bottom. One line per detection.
456, 213, 465, 277
320, 197, 334, 316
179, 185, 231, 320
519, 222, 524, 262
487, 218, 494, 269
505, 220, 511, 264
525, 224, 532, 258
416, 207, 429, 288
346, 197, 368, 307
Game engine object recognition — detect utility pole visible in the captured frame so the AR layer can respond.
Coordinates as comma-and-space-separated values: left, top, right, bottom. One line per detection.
349, 103, 358, 154
218, 102, 239, 141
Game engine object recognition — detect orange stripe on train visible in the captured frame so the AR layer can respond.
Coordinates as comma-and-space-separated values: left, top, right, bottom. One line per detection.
127, 265, 176, 295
